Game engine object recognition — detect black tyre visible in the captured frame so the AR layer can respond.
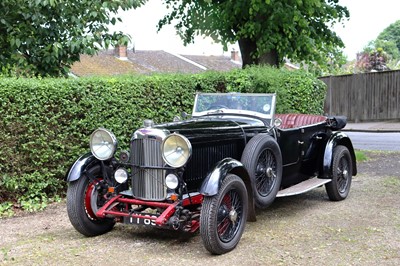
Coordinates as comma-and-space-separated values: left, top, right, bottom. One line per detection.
200, 174, 248, 255
241, 134, 282, 209
325, 145, 352, 201
67, 165, 115, 236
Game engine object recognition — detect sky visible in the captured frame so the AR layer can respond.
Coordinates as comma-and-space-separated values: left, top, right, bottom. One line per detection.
334, 0, 400, 59
110, 0, 235, 56
111, 0, 400, 60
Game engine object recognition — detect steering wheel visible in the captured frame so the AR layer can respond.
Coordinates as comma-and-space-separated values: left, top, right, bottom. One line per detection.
209, 104, 228, 110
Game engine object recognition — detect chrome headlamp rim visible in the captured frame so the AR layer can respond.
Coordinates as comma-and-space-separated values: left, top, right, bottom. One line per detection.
161, 133, 192, 168
90, 128, 117, 161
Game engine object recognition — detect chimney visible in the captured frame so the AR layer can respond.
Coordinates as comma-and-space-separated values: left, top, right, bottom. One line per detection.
231, 50, 240, 62
114, 45, 127, 59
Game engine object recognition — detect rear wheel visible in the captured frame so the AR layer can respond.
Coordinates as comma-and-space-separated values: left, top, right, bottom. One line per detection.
241, 134, 282, 209
200, 174, 248, 255
325, 145, 352, 201
67, 165, 115, 236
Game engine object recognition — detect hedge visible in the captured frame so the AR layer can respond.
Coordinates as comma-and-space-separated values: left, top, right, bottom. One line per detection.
0, 66, 326, 214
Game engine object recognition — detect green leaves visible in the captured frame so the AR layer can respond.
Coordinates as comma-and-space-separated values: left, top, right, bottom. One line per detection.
0, 68, 325, 213
159, 0, 349, 69
0, 0, 146, 77
374, 20, 400, 64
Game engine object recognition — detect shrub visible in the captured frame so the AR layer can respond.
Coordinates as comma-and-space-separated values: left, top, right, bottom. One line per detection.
0, 66, 326, 212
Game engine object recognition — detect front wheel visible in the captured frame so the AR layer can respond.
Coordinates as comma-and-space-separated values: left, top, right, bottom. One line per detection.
67, 165, 115, 236
200, 174, 248, 255
325, 145, 353, 201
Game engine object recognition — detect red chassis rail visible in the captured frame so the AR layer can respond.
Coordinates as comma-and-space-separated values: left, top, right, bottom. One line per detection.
95, 193, 203, 232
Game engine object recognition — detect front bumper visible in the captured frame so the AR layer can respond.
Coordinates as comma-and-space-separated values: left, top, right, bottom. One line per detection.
95, 193, 203, 232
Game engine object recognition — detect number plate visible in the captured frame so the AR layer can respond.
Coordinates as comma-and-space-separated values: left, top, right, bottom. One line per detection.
123, 214, 159, 226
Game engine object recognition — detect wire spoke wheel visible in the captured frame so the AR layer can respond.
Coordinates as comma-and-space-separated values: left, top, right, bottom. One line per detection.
326, 145, 353, 201
200, 174, 248, 254
216, 190, 243, 243
255, 148, 278, 197
241, 134, 282, 209
67, 165, 115, 236
337, 155, 350, 193
84, 178, 108, 220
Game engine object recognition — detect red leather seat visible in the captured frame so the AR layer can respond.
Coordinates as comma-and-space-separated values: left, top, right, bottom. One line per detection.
275, 114, 326, 129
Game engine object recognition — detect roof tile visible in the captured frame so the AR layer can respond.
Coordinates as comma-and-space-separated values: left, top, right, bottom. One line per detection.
70, 49, 242, 77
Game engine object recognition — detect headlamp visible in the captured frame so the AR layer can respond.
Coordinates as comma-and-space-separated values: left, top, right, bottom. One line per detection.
165, 174, 179, 189
114, 168, 128, 184
161, 133, 192, 168
90, 128, 117, 160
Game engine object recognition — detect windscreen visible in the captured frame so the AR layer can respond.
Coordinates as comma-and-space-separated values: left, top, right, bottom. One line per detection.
192, 93, 276, 120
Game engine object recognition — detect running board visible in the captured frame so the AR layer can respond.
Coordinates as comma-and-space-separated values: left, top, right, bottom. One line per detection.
276, 177, 332, 197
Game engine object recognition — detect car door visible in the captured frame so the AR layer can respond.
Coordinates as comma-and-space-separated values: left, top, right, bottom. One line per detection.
276, 128, 303, 177
299, 123, 328, 176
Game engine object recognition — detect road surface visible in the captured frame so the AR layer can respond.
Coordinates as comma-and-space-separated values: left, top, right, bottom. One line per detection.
345, 132, 400, 151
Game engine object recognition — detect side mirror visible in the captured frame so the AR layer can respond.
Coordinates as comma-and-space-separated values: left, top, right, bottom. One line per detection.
173, 112, 190, 122
274, 118, 282, 128
181, 112, 188, 119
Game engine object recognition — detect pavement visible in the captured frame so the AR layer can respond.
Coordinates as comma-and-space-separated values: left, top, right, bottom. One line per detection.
344, 120, 400, 132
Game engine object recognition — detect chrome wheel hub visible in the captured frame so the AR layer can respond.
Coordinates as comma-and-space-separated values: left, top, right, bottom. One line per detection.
343, 169, 348, 177
266, 167, 274, 178
229, 209, 238, 223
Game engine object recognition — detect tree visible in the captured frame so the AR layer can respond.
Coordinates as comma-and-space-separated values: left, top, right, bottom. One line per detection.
0, 0, 145, 77
377, 20, 400, 54
308, 47, 348, 76
373, 39, 399, 61
356, 21, 400, 72
373, 20, 400, 65
158, 0, 349, 69
356, 48, 389, 72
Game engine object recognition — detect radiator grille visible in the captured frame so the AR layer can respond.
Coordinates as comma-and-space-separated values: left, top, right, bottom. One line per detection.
183, 142, 239, 191
131, 138, 166, 201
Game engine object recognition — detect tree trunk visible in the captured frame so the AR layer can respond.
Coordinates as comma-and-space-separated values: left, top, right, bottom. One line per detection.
238, 38, 279, 68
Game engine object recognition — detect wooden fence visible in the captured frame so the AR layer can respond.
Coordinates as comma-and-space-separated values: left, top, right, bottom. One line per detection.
320, 70, 400, 122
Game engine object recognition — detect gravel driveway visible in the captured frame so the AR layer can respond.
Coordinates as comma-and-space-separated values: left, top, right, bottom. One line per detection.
1, 151, 399, 265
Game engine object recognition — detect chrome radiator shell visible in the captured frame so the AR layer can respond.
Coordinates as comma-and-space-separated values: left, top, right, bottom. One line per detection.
130, 128, 170, 201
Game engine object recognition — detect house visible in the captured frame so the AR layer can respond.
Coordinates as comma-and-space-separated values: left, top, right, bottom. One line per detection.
70, 46, 242, 77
